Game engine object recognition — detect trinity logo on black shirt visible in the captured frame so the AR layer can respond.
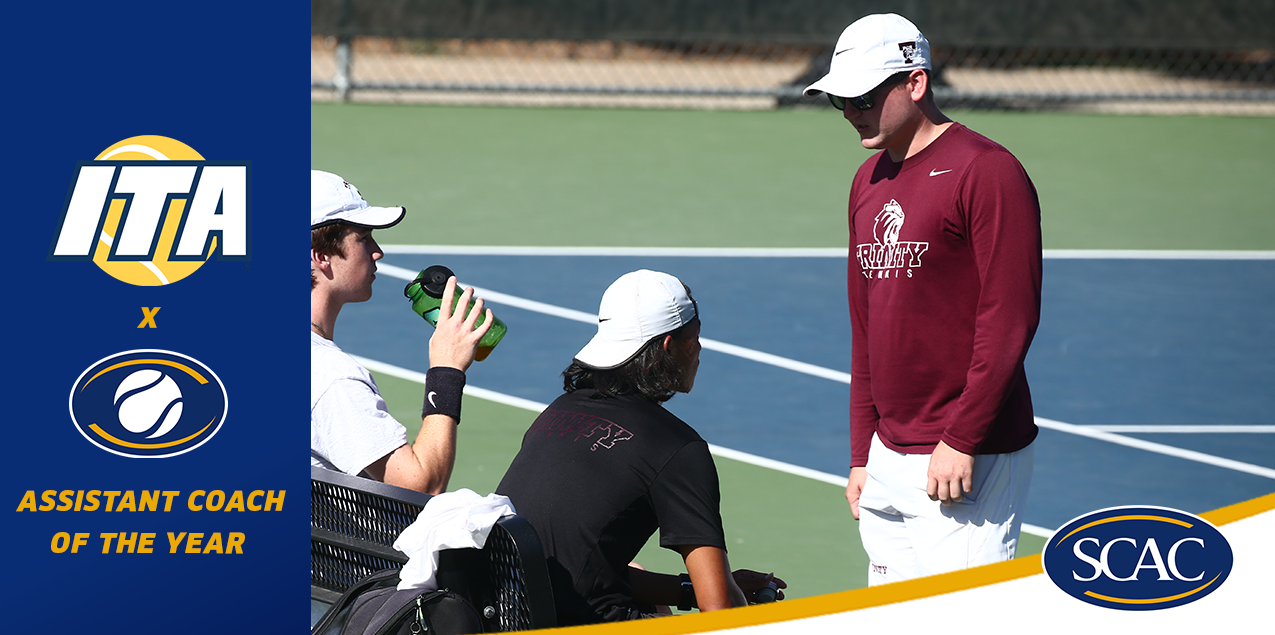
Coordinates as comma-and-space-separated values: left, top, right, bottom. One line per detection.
529, 409, 634, 451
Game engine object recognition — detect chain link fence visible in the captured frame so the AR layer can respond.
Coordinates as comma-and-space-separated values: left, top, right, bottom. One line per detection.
311, 1, 1275, 114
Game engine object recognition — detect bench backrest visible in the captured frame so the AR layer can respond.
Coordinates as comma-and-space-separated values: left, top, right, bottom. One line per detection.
311, 467, 556, 631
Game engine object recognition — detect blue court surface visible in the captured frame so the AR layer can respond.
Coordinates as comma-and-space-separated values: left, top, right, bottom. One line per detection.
336, 248, 1275, 534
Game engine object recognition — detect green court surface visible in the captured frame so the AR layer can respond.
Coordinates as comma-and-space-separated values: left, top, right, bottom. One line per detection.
313, 103, 1275, 251
370, 370, 1046, 599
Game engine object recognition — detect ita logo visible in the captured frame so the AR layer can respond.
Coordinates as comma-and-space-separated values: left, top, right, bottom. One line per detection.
69, 350, 227, 458
1042, 505, 1233, 610
48, 135, 250, 286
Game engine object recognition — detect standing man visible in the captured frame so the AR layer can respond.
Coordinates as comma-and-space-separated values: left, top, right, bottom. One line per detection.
804, 14, 1042, 584
310, 169, 494, 494
497, 270, 784, 624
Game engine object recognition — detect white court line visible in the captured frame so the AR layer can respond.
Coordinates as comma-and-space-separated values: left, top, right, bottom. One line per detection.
1035, 418, 1275, 480
383, 245, 847, 257
352, 354, 849, 485
1042, 249, 1275, 260
378, 263, 853, 384
1088, 425, 1275, 433
354, 353, 1057, 538
384, 245, 1275, 260
378, 262, 1275, 483
372, 257, 1273, 538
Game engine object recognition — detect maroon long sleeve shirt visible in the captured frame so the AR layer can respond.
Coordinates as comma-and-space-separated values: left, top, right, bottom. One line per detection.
847, 123, 1041, 468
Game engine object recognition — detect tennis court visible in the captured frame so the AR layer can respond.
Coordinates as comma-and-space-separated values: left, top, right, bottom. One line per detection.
313, 103, 1275, 599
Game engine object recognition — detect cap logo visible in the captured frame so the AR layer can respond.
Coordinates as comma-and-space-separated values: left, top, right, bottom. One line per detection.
899, 42, 919, 63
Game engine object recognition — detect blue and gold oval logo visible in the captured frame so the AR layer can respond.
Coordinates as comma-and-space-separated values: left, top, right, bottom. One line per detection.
69, 350, 227, 458
1042, 506, 1233, 610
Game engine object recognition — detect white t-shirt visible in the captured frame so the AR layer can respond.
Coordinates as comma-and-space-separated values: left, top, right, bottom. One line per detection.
311, 331, 408, 475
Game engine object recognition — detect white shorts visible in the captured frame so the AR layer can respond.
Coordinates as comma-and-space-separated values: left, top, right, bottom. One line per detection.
858, 433, 1034, 586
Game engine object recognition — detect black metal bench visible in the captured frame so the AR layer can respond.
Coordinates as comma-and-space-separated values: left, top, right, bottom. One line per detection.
311, 467, 556, 631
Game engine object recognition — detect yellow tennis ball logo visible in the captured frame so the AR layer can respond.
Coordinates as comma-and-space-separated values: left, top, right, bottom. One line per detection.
49, 135, 251, 286
92, 137, 207, 286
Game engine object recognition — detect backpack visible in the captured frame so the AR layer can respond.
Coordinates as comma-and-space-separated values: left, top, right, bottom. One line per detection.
312, 569, 486, 635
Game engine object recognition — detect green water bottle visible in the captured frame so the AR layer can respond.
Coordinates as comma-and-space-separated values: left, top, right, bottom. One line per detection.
404, 265, 507, 361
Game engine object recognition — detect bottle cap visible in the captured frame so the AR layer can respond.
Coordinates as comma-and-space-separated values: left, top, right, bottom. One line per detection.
414, 265, 455, 299
755, 580, 779, 604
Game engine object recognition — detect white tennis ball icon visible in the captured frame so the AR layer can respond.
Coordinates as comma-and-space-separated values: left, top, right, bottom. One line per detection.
114, 369, 184, 438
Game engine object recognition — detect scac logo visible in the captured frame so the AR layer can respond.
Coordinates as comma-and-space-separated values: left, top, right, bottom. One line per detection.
69, 350, 228, 458
48, 135, 250, 286
1042, 506, 1233, 610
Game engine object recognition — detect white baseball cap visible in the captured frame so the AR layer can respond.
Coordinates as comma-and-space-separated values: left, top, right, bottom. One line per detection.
574, 270, 698, 369
803, 14, 931, 99
310, 170, 405, 230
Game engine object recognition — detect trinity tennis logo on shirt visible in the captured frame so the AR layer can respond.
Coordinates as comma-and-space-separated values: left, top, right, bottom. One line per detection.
48, 135, 250, 286
1042, 506, 1233, 610
69, 350, 228, 458
530, 410, 634, 451
855, 199, 929, 279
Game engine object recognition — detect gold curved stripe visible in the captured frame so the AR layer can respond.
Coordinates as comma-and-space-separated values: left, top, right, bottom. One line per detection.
87, 420, 215, 449
520, 494, 1266, 635
517, 557, 1048, 635
83, 358, 208, 388
504, 497, 1254, 635
1056, 515, 1193, 546
1083, 573, 1221, 604
1204, 491, 1275, 526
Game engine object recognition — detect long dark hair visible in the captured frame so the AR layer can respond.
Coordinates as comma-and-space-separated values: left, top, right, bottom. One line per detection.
563, 316, 700, 404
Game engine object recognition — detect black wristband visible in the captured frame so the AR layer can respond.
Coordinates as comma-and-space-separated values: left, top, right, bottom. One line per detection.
422, 367, 465, 423
677, 573, 695, 612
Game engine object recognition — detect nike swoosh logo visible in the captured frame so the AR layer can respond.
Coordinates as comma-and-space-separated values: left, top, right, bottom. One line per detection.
428, 391, 438, 408
598, 318, 611, 322
929, 169, 953, 177
834, 48, 851, 56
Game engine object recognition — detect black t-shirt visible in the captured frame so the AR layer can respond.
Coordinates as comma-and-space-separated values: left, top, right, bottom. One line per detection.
496, 389, 726, 625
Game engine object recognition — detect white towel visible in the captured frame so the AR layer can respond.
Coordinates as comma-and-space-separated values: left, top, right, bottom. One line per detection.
393, 488, 516, 591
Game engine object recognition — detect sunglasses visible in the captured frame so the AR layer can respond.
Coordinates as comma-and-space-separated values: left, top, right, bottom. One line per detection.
827, 93, 873, 112
826, 72, 911, 112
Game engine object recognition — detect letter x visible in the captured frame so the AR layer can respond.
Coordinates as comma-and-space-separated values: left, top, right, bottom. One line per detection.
138, 307, 160, 329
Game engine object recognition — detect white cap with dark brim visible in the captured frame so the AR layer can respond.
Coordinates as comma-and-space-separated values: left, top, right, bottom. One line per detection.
311, 170, 406, 230
804, 13, 931, 99
574, 270, 697, 370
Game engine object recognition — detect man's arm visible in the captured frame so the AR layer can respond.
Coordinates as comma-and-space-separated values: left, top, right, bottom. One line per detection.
627, 567, 680, 610
680, 545, 745, 610
367, 277, 493, 494
846, 466, 869, 520
929, 151, 1042, 502
364, 422, 456, 494
630, 548, 783, 611
847, 191, 881, 498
